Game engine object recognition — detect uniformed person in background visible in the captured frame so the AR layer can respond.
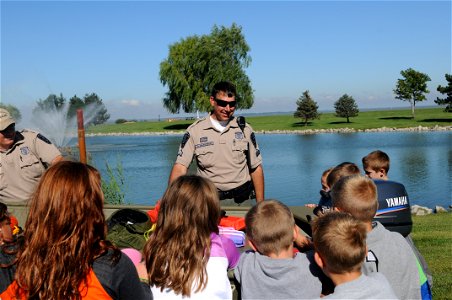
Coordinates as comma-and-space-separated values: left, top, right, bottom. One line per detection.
0, 108, 63, 205
168, 81, 265, 205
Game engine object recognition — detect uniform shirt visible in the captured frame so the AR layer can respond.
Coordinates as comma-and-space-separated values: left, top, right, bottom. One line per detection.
0, 130, 61, 204
175, 115, 262, 191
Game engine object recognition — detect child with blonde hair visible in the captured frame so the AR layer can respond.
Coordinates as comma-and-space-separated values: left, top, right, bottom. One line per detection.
331, 175, 424, 299
312, 211, 396, 299
234, 200, 328, 299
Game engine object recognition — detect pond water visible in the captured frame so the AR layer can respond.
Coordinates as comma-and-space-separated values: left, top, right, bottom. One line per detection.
82, 131, 451, 209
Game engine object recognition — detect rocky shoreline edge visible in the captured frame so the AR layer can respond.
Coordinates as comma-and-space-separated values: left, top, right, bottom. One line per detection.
87, 125, 451, 137
412, 204, 450, 216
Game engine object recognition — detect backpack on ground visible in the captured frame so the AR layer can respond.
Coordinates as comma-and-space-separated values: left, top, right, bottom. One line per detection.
106, 208, 153, 250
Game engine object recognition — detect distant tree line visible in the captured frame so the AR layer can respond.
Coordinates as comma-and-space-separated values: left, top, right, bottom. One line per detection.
34, 92, 110, 125
156, 24, 450, 122
294, 69, 452, 125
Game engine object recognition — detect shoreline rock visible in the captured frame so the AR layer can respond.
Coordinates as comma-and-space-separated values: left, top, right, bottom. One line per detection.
411, 204, 450, 216
87, 125, 451, 137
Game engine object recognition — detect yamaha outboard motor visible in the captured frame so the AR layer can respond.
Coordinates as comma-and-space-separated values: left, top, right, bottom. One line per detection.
373, 180, 412, 237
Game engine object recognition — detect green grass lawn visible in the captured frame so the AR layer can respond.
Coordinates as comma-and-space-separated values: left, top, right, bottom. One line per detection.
87, 107, 451, 134
411, 212, 452, 299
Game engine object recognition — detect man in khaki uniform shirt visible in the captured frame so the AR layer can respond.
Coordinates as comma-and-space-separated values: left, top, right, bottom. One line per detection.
0, 108, 63, 205
169, 81, 264, 205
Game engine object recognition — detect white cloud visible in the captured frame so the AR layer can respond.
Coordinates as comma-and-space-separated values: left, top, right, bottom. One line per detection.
121, 99, 141, 106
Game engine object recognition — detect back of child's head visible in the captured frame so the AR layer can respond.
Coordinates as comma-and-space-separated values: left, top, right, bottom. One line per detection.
144, 175, 220, 297
245, 199, 294, 256
321, 167, 334, 191
156, 174, 220, 236
312, 211, 367, 274
326, 162, 361, 189
330, 175, 378, 223
362, 150, 390, 174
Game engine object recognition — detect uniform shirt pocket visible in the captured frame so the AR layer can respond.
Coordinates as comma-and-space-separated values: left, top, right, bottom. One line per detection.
232, 140, 248, 164
195, 147, 215, 169
18, 153, 44, 179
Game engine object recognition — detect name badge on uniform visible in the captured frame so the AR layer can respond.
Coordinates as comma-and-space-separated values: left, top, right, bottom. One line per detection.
235, 132, 244, 139
20, 147, 30, 155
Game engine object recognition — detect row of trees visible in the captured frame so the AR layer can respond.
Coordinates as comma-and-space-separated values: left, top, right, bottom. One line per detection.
34, 93, 110, 125
3, 93, 110, 126
294, 70, 452, 125
294, 91, 359, 125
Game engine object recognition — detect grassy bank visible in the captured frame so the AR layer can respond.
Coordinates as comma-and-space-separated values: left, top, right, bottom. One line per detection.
411, 212, 452, 299
87, 107, 451, 134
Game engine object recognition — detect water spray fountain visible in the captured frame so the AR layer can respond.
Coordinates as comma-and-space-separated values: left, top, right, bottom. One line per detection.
31, 103, 102, 161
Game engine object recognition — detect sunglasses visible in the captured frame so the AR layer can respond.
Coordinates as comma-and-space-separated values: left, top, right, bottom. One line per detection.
214, 98, 237, 108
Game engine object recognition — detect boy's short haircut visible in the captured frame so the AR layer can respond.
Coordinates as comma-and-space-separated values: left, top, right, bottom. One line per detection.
362, 150, 390, 173
330, 175, 378, 222
312, 211, 367, 274
245, 199, 294, 256
326, 162, 361, 189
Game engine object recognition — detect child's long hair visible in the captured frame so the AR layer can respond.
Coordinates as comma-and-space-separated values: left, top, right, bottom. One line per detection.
14, 161, 115, 300
143, 175, 220, 297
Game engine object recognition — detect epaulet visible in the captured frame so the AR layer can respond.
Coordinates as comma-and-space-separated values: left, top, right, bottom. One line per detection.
19, 129, 39, 137
20, 129, 53, 145
187, 116, 208, 130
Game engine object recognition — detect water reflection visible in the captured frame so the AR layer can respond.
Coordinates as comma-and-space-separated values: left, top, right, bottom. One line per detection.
82, 131, 451, 208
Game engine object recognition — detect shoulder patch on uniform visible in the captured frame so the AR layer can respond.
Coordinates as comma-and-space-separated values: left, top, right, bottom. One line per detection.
37, 133, 52, 144
180, 132, 190, 149
250, 132, 257, 148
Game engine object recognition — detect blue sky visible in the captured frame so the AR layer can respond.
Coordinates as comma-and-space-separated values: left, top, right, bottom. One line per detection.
2, 1, 451, 123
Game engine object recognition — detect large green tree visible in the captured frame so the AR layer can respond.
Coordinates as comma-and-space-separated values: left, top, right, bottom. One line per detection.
393, 68, 431, 118
435, 74, 452, 112
294, 90, 320, 126
334, 94, 359, 123
0, 103, 22, 123
159, 23, 253, 113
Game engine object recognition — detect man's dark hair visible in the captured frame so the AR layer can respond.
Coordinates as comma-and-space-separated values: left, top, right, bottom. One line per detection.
211, 81, 236, 98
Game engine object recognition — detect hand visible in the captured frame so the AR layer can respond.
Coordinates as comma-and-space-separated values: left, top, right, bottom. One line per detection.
294, 225, 313, 250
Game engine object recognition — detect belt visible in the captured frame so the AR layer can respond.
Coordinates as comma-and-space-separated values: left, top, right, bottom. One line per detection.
218, 181, 253, 201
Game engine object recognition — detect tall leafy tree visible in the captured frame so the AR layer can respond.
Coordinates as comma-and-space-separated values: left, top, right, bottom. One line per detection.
393, 68, 431, 118
0, 103, 22, 123
435, 74, 452, 112
159, 23, 253, 113
334, 94, 359, 123
293, 90, 320, 126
